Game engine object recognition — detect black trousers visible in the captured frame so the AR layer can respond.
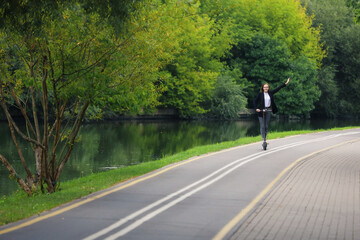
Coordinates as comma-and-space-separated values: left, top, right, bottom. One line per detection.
258, 110, 271, 140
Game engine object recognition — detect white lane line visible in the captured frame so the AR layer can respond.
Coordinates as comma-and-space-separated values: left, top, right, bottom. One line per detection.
84, 140, 311, 240
212, 137, 360, 240
84, 131, 360, 240
84, 135, 322, 240
83, 151, 269, 240
103, 144, 296, 240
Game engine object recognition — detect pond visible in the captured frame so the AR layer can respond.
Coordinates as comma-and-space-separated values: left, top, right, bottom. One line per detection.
1, 118, 359, 197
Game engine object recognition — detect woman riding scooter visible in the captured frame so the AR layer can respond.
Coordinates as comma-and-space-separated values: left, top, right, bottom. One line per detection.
253, 78, 290, 150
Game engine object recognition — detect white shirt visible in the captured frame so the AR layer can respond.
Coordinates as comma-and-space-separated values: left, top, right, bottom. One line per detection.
264, 93, 271, 108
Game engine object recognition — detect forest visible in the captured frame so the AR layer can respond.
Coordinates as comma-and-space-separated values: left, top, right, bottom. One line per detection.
0, 0, 359, 194
0, 0, 359, 121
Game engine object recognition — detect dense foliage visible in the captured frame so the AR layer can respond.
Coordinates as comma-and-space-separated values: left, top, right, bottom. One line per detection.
304, 0, 360, 117
346, 0, 360, 23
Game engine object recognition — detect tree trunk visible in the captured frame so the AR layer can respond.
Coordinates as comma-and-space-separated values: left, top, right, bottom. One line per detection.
41, 65, 55, 193
31, 87, 42, 180
34, 146, 42, 182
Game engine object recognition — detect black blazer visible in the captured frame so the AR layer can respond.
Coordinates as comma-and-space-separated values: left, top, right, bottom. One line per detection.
253, 83, 286, 117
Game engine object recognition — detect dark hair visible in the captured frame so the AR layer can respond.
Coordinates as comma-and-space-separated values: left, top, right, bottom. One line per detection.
261, 83, 270, 92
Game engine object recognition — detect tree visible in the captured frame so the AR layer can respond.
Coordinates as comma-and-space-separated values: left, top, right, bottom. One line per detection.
0, 0, 176, 194
334, 24, 360, 115
304, 0, 360, 117
279, 55, 321, 116
157, 0, 233, 117
313, 65, 338, 117
233, 33, 320, 116
232, 0, 324, 66
0, 0, 139, 32
207, 70, 247, 119
205, 0, 325, 117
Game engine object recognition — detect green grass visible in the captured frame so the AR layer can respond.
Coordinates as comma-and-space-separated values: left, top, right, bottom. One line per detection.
0, 127, 359, 226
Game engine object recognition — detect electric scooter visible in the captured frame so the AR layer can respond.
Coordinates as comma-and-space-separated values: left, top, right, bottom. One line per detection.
261, 108, 272, 150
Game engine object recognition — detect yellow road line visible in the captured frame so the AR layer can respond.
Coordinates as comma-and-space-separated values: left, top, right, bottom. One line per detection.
0, 142, 257, 235
212, 138, 360, 240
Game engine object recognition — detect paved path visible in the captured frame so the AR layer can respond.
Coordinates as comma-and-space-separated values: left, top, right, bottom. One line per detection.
1, 129, 360, 240
228, 136, 360, 240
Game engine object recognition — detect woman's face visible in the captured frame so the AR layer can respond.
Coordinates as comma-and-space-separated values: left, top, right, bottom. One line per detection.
263, 84, 269, 93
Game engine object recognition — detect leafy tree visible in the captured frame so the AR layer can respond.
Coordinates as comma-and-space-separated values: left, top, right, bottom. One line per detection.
312, 65, 339, 117
233, 0, 325, 66
0, 0, 139, 31
334, 24, 360, 115
158, 0, 233, 117
234, 33, 320, 116
207, 70, 247, 119
279, 55, 321, 117
0, 0, 176, 194
196, 0, 252, 119
304, 0, 360, 117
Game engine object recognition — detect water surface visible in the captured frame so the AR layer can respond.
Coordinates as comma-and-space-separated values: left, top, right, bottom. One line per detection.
1, 118, 358, 196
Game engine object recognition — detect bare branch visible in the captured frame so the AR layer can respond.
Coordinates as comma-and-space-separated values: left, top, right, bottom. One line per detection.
0, 154, 32, 196
57, 99, 80, 164
10, 88, 37, 138
48, 100, 68, 138
30, 87, 41, 142
4, 113, 33, 179
61, 38, 130, 79
5, 35, 32, 71
0, 79, 44, 149
55, 100, 89, 182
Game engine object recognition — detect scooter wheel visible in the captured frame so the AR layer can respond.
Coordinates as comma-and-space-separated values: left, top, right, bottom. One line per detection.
262, 141, 267, 150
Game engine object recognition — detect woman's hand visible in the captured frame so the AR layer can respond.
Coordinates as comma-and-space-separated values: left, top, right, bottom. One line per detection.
256, 109, 261, 112
285, 78, 290, 85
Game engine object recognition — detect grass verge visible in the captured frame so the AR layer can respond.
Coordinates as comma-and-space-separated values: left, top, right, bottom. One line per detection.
0, 127, 358, 226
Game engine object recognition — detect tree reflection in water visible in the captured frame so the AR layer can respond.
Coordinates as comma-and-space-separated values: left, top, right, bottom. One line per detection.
1, 118, 358, 196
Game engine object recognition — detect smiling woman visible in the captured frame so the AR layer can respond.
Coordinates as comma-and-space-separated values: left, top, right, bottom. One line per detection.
253, 78, 290, 150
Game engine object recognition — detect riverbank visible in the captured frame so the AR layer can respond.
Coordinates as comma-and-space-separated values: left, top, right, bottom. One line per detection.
0, 127, 359, 226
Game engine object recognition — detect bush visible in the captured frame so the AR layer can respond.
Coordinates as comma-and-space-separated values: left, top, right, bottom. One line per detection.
208, 73, 247, 119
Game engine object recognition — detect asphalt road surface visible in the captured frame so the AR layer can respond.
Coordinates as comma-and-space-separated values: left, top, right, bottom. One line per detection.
1, 128, 360, 240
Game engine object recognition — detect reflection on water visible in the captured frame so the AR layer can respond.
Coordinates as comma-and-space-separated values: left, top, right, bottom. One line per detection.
1, 118, 359, 196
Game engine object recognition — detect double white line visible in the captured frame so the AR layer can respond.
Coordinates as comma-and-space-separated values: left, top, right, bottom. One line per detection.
84, 132, 360, 240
